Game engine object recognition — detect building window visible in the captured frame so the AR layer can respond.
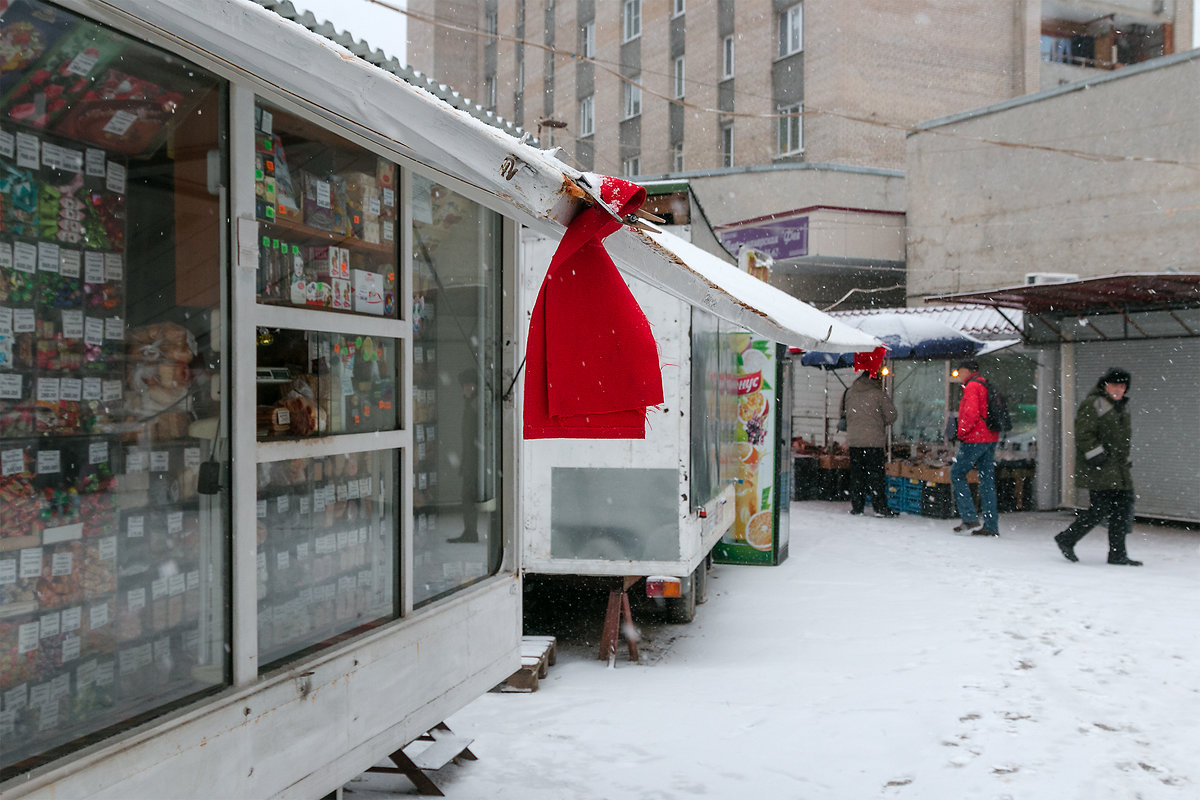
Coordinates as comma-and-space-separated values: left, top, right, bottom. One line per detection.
778, 103, 802, 154
623, 155, 641, 177
623, 76, 642, 119
778, 4, 803, 57
673, 0, 685, 17
673, 142, 685, 172
581, 20, 595, 58
721, 123, 734, 167
485, 75, 497, 108
579, 95, 595, 136
623, 0, 642, 42
486, 9, 498, 37
673, 56, 686, 99
722, 35, 735, 79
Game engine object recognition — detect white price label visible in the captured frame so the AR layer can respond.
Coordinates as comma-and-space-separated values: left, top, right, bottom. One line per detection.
98, 536, 117, 560
19, 548, 42, 579
316, 180, 331, 208
51, 551, 72, 577
37, 449, 60, 474
36, 378, 60, 404
347, 480, 360, 499
126, 450, 147, 473
256, 500, 267, 519
106, 162, 126, 194
104, 253, 123, 282
66, 49, 99, 76
90, 602, 109, 629
86, 148, 106, 177
83, 377, 102, 401
61, 634, 80, 662
59, 248, 81, 278
151, 577, 168, 600
85, 317, 105, 347
1, 448, 24, 476
103, 110, 137, 137
17, 622, 39, 655
0, 130, 13, 159
61, 309, 84, 339
276, 551, 290, 570
61, 607, 82, 632
12, 242, 36, 274
41, 142, 63, 170
368, 195, 382, 216
12, 308, 33, 333
37, 242, 60, 273
276, 495, 290, 513
168, 574, 186, 596
127, 516, 144, 537
84, 251, 105, 283
296, 542, 309, 560
382, 187, 395, 207
127, 587, 146, 611
184, 447, 201, 468
102, 379, 122, 402
105, 317, 124, 340
0, 560, 15, 585
167, 511, 183, 534
15, 132, 38, 169
60, 377, 82, 401
89, 441, 109, 465
0, 373, 21, 400
150, 451, 170, 472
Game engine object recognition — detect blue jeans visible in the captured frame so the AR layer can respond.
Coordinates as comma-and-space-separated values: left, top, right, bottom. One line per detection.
951, 441, 998, 531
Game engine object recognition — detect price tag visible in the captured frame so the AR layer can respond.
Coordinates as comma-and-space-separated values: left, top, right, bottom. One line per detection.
256, 500, 267, 519
17, 622, 39, 655
276, 551, 290, 570
61, 634, 80, 662
61, 309, 84, 339
0, 130, 12, 159
98, 536, 117, 560
325, 484, 336, 506
85, 317, 105, 347
51, 551, 72, 577
96, 660, 114, 685
1, 449, 24, 476
0, 242, 9, 269
104, 253, 123, 282
37, 378, 60, 404
382, 187, 395, 207
359, 477, 372, 497
336, 483, 348, 502
368, 195, 382, 216
0, 374, 21, 400
37, 242, 60, 273
105, 316, 124, 340
89, 441, 109, 465
150, 451, 170, 472
59, 248, 81, 278
276, 495, 290, 513
0, 559, 16, 585
127, 516, 144, 537
316, 180, 331, 208
126, 450, 146, 474
168, 574, 186, 596
167, 511, 183, 534
13, 308, 33, 333
313, 489, 325, 513
299, 496, 310, 515
15, 132, 38, 170
347, 480, 360, 499
37, 448, 60, 474
86, 148, 106, 177
184, 447, 201, 468
41, 142, 63, 170
61, 607, 81, 632
66, 48, 99, 76
127, 587, 146, 610
151, 578, 168, 600
60, 377, 82, 401
90, 602, 109, 629
83, 377, 102, 401
106, 161, 126, 194
382, 222, 394, 242
62, 146, 83, 173
84, 252, 105, 283
296, 542, 309, 560
102, 379, 122, 402
187, 571, 199, 590
12, 242, 35, 274
336, 531, 349, 550
19, 548, 42, 579
103, 110, 138, 137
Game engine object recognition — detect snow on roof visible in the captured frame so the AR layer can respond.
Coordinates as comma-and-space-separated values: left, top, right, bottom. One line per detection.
830, 304, 1023, 342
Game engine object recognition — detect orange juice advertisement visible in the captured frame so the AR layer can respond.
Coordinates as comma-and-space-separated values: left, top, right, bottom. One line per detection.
713, 335, 777, 565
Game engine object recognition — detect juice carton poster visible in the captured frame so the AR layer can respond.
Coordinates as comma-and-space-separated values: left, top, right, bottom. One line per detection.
714, 334, 776, 563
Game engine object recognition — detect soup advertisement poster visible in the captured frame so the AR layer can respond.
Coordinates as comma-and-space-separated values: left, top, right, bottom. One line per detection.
714, 335, 777, 564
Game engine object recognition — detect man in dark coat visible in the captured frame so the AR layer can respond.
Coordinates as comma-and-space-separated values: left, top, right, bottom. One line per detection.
1054, 367, 1141, 566
843, 370, 898, 517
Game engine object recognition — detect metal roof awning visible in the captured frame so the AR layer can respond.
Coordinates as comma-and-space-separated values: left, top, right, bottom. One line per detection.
926, 273, 1200, 342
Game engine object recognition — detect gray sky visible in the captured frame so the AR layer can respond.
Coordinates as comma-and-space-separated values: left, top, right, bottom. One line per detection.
294, 0, 407, 63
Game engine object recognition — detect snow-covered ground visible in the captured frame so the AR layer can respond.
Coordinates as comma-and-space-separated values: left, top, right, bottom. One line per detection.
348, 502, 1200, 799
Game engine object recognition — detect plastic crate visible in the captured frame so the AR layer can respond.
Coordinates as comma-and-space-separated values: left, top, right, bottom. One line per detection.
921, 482, 955, 519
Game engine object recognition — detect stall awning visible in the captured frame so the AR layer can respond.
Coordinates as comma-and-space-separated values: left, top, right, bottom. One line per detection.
926, 273, 1200, 315
113, 0, 878, 351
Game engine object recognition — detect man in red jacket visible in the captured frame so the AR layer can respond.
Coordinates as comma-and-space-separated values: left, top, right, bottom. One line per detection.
950, 359, 999, 536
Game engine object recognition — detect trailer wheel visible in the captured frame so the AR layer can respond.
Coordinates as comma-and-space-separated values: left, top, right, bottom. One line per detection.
694, 558, 709, 606
664, 570, 697, 624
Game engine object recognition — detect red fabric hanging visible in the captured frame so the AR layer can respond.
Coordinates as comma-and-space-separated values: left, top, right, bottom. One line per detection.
524, 177, 664, 439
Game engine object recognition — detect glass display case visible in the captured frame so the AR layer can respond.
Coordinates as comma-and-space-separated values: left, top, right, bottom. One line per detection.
0, 0, 228, 774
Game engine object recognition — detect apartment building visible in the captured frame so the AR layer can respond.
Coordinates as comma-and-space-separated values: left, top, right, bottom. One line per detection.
405, 0, 1192, 308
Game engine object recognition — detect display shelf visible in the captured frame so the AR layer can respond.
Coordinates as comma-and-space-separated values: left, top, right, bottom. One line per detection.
259, 216, 394, 256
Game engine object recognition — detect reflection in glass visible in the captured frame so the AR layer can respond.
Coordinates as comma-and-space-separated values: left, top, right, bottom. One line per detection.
411, 177, 502, 606
0, 0, 228, 775
256, 329, 399, 439
255, 450, 397, 667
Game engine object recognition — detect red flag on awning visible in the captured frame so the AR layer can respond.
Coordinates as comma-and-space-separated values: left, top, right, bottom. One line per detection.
523, 177, 664, 439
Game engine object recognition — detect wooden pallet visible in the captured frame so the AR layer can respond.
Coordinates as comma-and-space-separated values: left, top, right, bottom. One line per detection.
501, 635, 558, 692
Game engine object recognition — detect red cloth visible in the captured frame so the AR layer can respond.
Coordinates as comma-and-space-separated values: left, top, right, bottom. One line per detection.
853, 347, 886, 377
523, 177, 664, 439
958, 377, 999, 443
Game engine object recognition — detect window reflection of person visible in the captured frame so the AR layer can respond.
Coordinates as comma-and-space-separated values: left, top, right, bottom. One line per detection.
448, 368, 480, 543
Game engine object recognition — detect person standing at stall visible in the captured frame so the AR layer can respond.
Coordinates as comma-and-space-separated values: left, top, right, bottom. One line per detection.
950, 359, 999, 536
844, 369, 898, 517
1054, 368, 1142, 566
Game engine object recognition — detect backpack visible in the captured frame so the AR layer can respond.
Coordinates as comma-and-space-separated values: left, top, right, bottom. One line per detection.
968, 377, 1012, 434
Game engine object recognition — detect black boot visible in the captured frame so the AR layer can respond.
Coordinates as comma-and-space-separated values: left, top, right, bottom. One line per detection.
1054, 532, 1078, 563
1107, 555, 1142, 566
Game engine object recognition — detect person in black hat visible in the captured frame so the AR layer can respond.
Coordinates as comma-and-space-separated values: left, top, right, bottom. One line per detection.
1054, 367, 1142, 566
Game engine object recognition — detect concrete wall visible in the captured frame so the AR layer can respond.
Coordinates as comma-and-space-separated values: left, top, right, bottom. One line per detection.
905, 52, 1200, 303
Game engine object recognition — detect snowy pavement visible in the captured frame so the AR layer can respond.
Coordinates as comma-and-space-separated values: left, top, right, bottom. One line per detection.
347, 502, 1200, 799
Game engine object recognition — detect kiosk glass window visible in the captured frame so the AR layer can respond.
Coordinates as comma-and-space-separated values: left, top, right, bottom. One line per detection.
411, 176, 503, 607
0, 0, 229, 775
252, 104, 402, 666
